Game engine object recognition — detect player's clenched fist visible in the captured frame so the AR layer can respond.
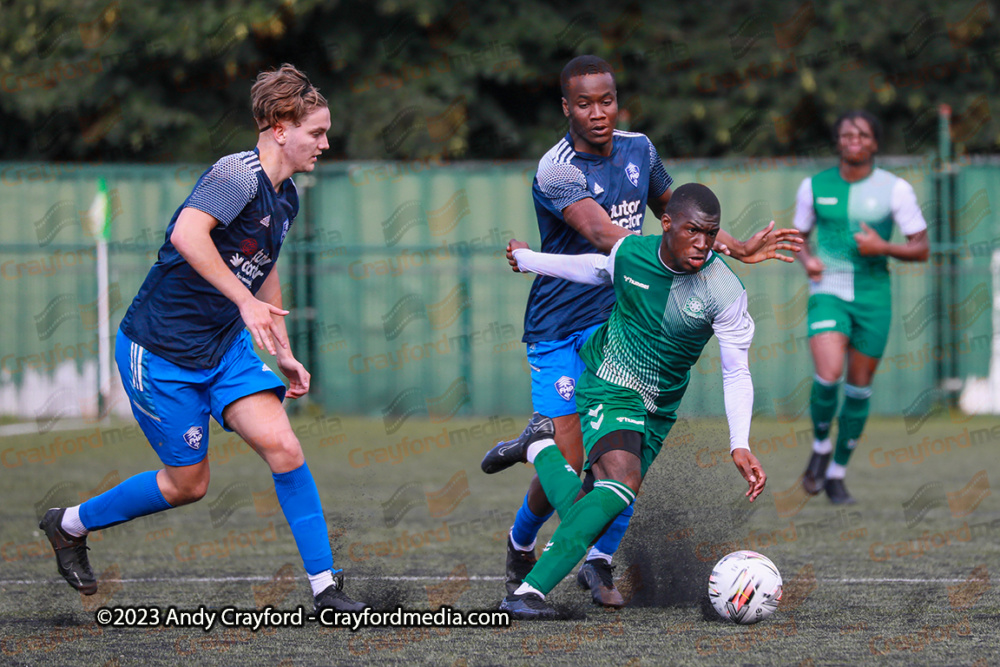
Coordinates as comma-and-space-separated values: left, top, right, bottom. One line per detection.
731, 448, 767, 502
506, 239, 529, 272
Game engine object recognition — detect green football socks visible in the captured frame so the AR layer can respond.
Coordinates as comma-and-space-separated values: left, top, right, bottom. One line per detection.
523, 480, 635, 594
532, 445, 583, 518
810, 375, 840, 441
833, 383, 872, 467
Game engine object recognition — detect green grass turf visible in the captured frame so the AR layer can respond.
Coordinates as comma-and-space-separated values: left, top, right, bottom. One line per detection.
2, 414, 998, 665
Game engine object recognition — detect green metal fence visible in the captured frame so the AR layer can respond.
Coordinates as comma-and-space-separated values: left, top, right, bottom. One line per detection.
0, 156, 994, 423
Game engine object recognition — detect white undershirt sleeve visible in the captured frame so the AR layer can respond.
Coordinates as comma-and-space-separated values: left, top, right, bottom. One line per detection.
713, 292, 755, 452
891, 177, 928, 236
512, 237, 624, 285
793, 178, 815, 234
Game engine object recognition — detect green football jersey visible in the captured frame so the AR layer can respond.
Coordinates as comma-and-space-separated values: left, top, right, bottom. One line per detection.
579, 234, 751, 413
805, 166, 922, 303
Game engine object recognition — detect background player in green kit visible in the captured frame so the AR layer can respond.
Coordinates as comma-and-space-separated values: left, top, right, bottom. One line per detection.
485, 183, 767, 619
796, 111, 929, 504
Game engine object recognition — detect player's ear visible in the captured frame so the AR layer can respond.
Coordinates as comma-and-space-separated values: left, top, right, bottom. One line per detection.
661, 212, 671, 233
562, 97, 570, 118
272, 121, 288, 146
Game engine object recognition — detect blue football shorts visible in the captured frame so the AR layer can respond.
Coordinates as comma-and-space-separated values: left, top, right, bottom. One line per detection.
526, 323, 602, 418
115, 327, 286, 467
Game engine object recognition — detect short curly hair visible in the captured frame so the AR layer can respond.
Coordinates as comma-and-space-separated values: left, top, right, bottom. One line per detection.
251, 63, 327, 131
832, 110, 882, 147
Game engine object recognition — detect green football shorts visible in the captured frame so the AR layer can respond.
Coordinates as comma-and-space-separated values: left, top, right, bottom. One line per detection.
807, 293, 892, 359
575, 369, 679, 478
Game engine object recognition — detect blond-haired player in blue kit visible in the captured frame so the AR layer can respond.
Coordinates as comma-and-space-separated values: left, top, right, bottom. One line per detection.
39, 65, 365, 612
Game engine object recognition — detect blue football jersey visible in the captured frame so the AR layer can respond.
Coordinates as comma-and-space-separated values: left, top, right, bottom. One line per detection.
120, 149, 298, 369
523, 130, 672, 342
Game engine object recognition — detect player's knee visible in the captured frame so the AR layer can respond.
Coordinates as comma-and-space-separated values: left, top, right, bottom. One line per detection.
171, 477, 210, 505
269, 432, 305, 471
816, 365, 843, 383
616, 470, 642, 496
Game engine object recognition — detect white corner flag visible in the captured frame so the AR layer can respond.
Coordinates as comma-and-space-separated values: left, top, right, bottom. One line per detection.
88, 178, 112, 419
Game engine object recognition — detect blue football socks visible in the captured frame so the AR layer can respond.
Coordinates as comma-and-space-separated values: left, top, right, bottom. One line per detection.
592, 501, 634, 556
510, 491, 554, 549
273, 462, 336, 576
78, 470, 173, 531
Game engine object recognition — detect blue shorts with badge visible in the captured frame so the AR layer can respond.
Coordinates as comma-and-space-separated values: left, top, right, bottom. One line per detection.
527, 323, 602, 418
115, 327, 286, 467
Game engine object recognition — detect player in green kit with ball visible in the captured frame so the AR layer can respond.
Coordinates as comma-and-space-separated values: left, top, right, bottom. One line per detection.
484, 183, 767, 619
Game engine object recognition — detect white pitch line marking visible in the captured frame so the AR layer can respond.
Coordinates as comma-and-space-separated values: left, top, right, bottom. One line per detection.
0, 576, 977, 585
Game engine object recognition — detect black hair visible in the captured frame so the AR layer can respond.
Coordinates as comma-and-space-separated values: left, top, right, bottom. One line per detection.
560, 55, 615, 98
665, 183, 721, 221
832, 110, 882, 146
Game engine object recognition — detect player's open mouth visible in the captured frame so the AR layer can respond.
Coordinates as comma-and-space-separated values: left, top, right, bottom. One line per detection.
591, 125, 610, 136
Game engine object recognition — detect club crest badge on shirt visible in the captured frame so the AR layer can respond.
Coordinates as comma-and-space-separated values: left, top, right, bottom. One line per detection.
682, 296, 707, 319
625, 162, 640, 187
554, 376, 576, 401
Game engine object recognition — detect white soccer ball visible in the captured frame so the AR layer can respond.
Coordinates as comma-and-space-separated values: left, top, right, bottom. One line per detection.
708, 550, 782, 624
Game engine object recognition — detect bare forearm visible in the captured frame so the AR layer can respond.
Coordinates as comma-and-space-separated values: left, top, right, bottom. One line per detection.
564, 198, 635, 253
589, 224, 633, 253
881, 238, 930, 262
716, 230, 744, 258
173, 230, 254, 308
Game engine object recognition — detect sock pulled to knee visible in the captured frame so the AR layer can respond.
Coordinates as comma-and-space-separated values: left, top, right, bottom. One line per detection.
77, 470, 173, 532
833, 383, 872, 467
810, 375, 840, 441
273, 462, 334, 576
524, 480, 635, 595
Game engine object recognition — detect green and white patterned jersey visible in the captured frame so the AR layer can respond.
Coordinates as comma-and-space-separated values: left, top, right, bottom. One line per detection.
578, 234, 754, 413
794, 166, 927, 303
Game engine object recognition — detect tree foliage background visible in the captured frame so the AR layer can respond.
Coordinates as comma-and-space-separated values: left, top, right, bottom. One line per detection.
1, 0, 998, 164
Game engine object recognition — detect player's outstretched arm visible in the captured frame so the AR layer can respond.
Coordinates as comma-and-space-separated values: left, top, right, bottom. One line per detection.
256, 266, 310, 399
508, 238, 617, 285
170, 207, 289, 355
717, 222, 803, 264
714, 291, 763, 500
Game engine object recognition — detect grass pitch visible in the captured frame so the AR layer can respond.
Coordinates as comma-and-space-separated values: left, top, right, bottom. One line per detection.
2, 414, 998, 666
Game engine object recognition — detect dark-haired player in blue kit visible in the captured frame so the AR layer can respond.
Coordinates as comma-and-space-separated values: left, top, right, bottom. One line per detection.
482, 55, 802, 607
39, 64, 365, 612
